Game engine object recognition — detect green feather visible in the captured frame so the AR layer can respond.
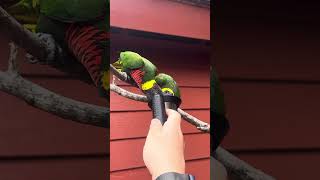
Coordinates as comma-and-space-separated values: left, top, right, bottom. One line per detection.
155, 73, 180, 98
39, 0, 106, 22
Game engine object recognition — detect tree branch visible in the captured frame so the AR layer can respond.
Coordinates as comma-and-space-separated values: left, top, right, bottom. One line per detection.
110, 83, 210, 132
0, 6, 49, 61
110, 62, 275, 180
214, 148, 276, 180
177, 108, 210, 132
110, 84, 148, 102
0, 69, 108, 127
111, 73, 275, 180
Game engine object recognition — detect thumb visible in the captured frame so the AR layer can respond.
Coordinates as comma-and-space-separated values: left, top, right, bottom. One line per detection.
148, 119, 162, 135
164, 109, 181, 130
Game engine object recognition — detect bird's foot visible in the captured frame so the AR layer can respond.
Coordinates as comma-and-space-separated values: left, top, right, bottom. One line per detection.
26, 33, 63, 65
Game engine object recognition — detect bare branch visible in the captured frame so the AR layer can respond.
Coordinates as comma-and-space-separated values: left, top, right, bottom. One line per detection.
110, 58, 276, 180
111, 74, 275, 180
214, 148, 276, 180
110, 83, 210, 132
177, 108, 210, 132
7, 42, 18, 73
110, 64, 210, 132
0, 6, 49, 61
0, 70, 108, 127
110, 84, 148, 102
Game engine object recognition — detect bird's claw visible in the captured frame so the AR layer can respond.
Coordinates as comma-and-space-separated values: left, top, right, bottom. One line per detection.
25, 33, 61, 65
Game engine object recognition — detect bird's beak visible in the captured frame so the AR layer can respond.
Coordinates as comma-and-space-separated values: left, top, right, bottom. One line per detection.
112, 59, 123, 71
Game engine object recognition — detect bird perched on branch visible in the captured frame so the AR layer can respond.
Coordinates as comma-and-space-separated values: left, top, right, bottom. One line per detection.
155, 73, 181, 98
211, 67, 230, 153
5, 0, 109, 99
112, 51, 160, 97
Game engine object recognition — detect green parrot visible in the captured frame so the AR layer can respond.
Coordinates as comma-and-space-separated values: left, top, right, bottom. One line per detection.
5, 0, 109, 100
112, 51, 158, 92
211, 67, 230, 153
155, 73, 181, 98
6, 0, 107, 31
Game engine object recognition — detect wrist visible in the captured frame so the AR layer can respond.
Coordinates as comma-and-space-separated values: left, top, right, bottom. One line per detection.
155, 172, 195, 180
152, 166, 185, 180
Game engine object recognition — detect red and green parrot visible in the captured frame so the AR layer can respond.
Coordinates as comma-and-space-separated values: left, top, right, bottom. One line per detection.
211, 67, 230, 153
112, 51, 159, 97
5, 0, 109, 99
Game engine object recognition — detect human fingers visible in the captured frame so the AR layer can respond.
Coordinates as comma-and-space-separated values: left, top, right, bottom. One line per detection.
164, 109, 182, 131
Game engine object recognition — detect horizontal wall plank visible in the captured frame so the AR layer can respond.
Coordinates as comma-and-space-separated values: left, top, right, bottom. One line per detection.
110, 133, 209, 171
110, 110, 209, 140
221, 82, 320, 150
111, 0, 210, 40
111, 32, 210, 55
111, 87, 209, 111
110, 158, 210, 180
214, 22, 320, 81
233, 151, 320, 180
0, 91, 108, 156
0, 157, 107, 180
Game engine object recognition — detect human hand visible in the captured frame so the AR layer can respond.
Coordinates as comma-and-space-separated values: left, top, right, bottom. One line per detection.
143, 109, 185, 180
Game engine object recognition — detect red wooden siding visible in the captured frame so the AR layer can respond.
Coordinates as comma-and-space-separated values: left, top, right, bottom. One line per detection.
110, 32, 210, 179
0, 158, 107, 180
110, 0, 210, 40
0, 36, 107, 179
215, 9, 320, 179
231, 152, 320, 180
110, 110, 209, 140
222, 83, 320, 150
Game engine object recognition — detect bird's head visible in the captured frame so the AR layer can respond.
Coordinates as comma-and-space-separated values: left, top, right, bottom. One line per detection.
155, 73, 180, 98
112, 51, 144, 72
